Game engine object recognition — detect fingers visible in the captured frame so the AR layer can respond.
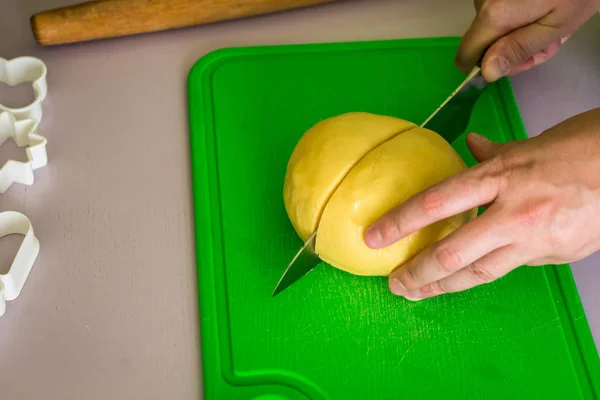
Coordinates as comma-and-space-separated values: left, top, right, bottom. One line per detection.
455, 13, 505, 73
364, 165, 502, 249
387, 210, 509, 297
508, 58, 536, 76
481, 23, 563, 81
456, 0, 563, 77
466, 133, 503, 162
467, 133, 525, 164
527, 256, 567, 267
509, 40, 562, 76
400, 245, 525, 301
456, 0, 547, 72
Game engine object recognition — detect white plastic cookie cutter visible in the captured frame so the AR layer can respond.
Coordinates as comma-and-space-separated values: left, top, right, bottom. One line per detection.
0, 211, 40, 317
0, 111, 48, 193
0, 56, 48, 122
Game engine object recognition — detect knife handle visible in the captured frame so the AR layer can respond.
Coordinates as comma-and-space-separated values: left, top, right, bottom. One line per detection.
30, 0, 340, 46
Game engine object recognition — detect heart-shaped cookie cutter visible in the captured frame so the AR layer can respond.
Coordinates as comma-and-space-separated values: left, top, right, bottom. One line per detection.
0, 211, 40, 317
0, 111, 48, 194
0, 57, 48, 122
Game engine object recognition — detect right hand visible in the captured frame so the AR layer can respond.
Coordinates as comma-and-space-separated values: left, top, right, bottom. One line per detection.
456, 0, 600, 82
365, 107, 600, 300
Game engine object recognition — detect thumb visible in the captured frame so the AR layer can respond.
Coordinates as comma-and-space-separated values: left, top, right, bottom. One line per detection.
482, 23, 562, 82
466, 133, 503, 162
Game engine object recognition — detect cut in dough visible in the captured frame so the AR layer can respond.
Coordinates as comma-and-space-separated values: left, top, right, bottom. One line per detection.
283, 112, 477, 276
284, 112, 415, 241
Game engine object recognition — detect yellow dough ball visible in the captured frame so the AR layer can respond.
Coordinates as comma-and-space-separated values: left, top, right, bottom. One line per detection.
283, 112, 477, 277
283, 112, 415, 241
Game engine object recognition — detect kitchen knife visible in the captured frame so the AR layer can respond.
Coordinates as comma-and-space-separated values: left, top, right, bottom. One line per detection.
273, 62, 488, 297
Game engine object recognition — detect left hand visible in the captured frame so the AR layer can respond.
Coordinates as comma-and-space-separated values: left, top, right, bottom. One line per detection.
364, 107, 600, 300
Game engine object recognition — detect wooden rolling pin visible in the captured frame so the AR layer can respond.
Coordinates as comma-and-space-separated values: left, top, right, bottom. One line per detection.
31, 0, 340, 46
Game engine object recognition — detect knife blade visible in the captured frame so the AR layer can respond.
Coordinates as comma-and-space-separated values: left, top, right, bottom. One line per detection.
272, 232, 319, 296
273, 61, 488, 297
422, 65, 486, 144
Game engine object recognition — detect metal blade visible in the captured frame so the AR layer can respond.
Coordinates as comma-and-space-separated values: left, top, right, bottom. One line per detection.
422, 66, 486, 145
272, 232, 321, 297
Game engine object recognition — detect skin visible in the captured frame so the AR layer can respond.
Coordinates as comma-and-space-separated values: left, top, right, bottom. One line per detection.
456, 0, 600, 81
364, 0, 600, 300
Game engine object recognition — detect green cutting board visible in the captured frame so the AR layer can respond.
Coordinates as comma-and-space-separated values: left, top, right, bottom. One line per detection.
187, 37, 600, 400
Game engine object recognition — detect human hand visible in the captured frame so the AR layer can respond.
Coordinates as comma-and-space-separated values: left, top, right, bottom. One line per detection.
456, 0, 600, 81
364, 108, 600, 300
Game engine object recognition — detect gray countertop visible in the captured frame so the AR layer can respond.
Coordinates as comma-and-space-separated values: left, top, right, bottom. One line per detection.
0, 1, 598, 399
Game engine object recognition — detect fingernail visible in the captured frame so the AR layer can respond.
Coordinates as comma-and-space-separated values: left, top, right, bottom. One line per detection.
488, 57, 510, 81
364, 226, 383, 248
403, 290, 423, 302
389, 274, 407, 296
470, 133, 489, 143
